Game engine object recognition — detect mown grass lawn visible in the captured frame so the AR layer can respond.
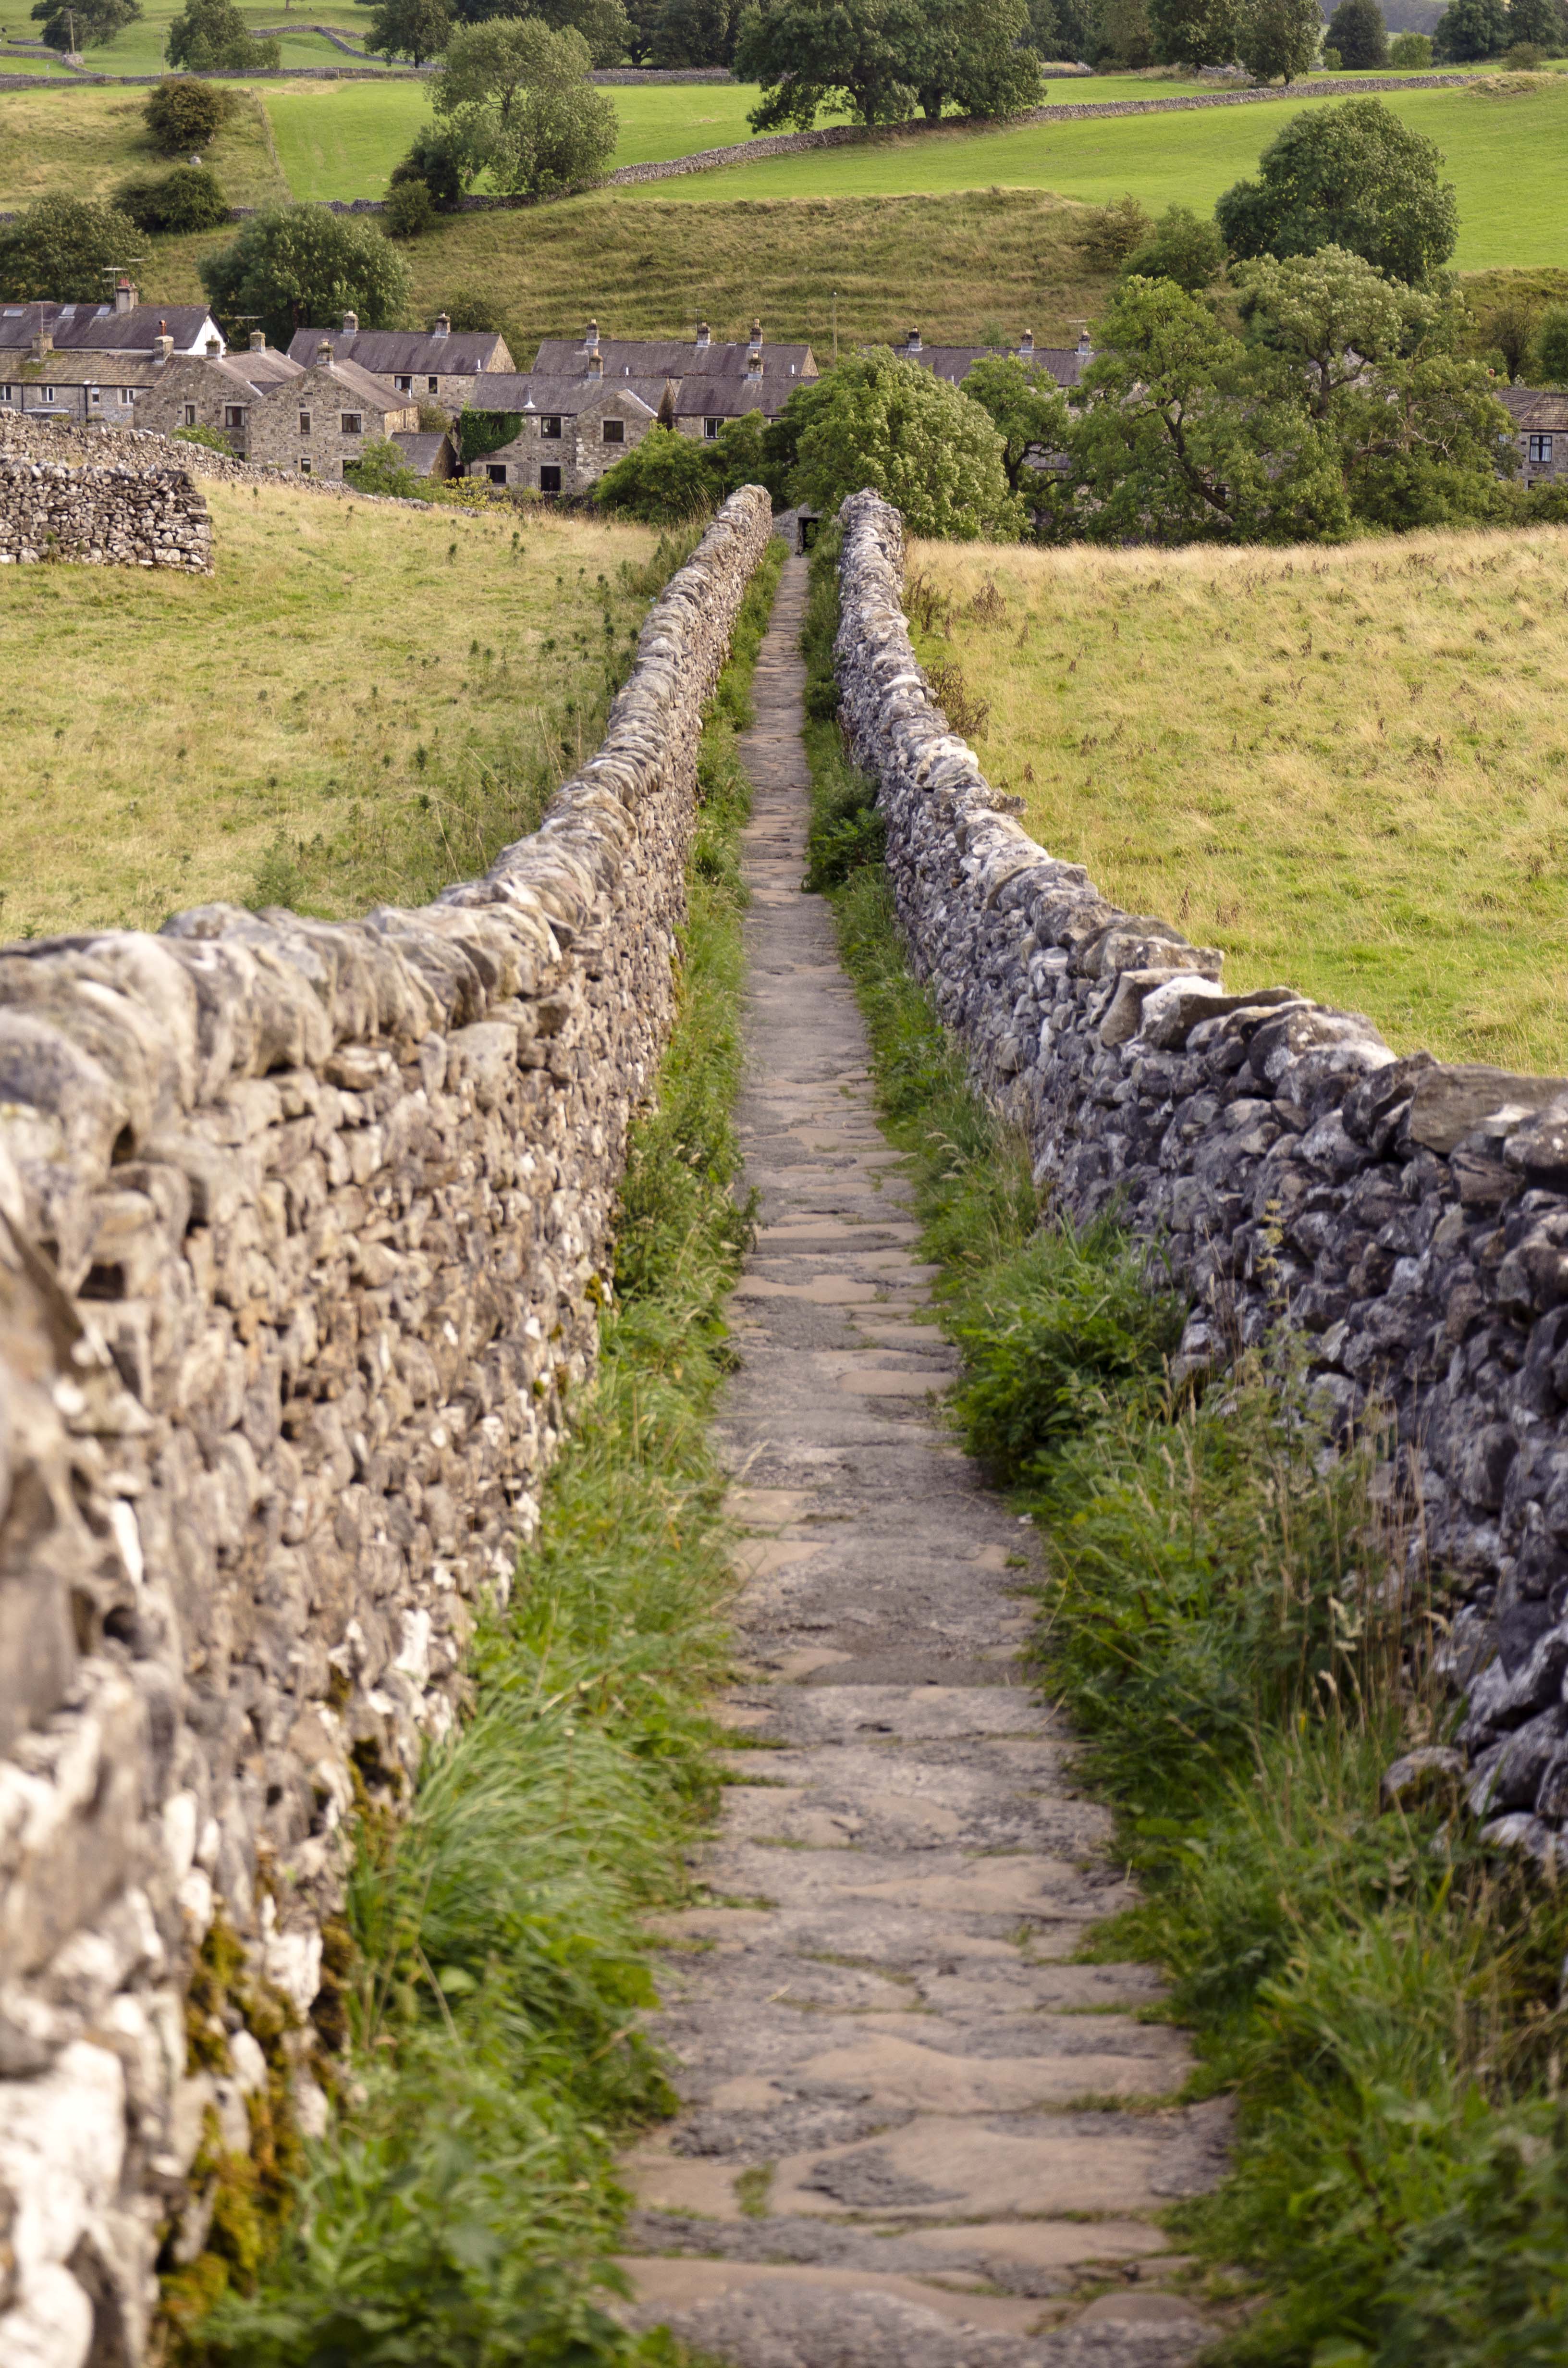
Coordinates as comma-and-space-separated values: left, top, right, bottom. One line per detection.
907, 526, 1568, 1072
0, 480, 660, 940
0, 79, 288, 206
619, 74, 1568, 271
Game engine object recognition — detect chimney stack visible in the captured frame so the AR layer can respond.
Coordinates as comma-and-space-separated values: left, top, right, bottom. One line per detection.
749, 317, 762, 356
318, 338, 333, 365
155, 334, 173, 362
249, 329, 266, 350
114, 276, 136, 314
433, 312, 450, 338
586, 316, 599, 353
1017, 328, 1034, 354
342, 308, 358, 335
205, 335, 220, 357
906, 327, 921, 352
31, 327, 52, 360
695, 319, 710, 347
588, 350, 603, 379
1077, 327, 1091, 356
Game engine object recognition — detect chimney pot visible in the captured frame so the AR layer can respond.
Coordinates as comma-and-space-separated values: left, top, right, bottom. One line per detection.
318, 338, 333, 365
205, 335, 220, 357
1077, 328, 1091, 355
342, 308, 358, 335
696, 319, 710, 346
155, 334, 173, 362
586, 316, 599, 350
907, 328, 921, 351
1018, 329, 1033, 353
31, 328, 52, 360
249, 330, 265, 350
588, 351, 603, 378
434, 312, 450, 338
114, 276, 136, 314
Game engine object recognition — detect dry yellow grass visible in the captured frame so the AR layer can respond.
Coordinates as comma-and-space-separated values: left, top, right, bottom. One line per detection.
907, 527, 1568, 1072
0, 480, 659, 942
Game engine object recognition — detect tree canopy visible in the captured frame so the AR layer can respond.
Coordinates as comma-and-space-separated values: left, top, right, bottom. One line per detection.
450, 0, 630, 59
1234, 0, 1322, 80
790, 348, 1025, 537
960, 353, 1071, 493
199, 204, 413, 347
1148, 0, 1237, 66
1215, 99, 1458, 283
1432, 0, 1507, 53
29, 0, 141, 52
144, 75, 233, 152
366, 0, 453, 63
1120, 201, 1227, 290
165, 0, 280, 69
1325, 0, 1388, 65
736, 0, 1039, 130
0, 195, 141, 302
430, 17, 617, 195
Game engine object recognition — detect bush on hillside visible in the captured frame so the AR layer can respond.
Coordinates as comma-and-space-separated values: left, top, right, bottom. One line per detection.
1388, 25, 1432, 59
115, 163, 229, 234
1536, 304, 1568, 384
1119, 200, 1228, 289
594, 424, 715, 521
384, 178, 438, 238
793, 349, 1026, 540
1321, 42, 1343, 63
200, 204, 413, 350
430, 19, 617, 198
144, 74, 233, 153
1076, 190, 1153, 265
389, 123, 477, 207
1215, 98, 1458, 282
165, 0, 280, 69
0, 195, 142, 303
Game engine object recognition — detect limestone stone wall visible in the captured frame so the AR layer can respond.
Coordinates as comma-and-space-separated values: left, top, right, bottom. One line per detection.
0, 483, 773, 2367
834, 486, 1568, 1870
0, 460, 211, 570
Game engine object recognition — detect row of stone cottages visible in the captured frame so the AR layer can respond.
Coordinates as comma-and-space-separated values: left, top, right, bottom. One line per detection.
2, 285, 1562, 490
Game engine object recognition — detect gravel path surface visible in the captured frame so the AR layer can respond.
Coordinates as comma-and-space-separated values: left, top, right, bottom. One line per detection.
613, 553, 1231, 2365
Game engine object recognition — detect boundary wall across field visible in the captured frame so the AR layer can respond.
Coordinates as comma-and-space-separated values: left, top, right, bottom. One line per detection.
835, 487, 1568, 1865
0, 482, 772, 2368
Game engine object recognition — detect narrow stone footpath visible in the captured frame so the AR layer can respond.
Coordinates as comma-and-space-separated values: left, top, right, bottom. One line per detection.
615, 555, 1228, 2365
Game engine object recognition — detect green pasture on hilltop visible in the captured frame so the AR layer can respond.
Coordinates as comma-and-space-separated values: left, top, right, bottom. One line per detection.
0, 78, 287, 204
0, 0, 399, 76
618, 74, 1568, 271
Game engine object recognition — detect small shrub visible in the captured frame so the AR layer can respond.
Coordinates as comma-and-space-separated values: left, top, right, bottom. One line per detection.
172, 421, 236, 455
116, 163, 228, 234
383, 178, 437, 240
1076, 192, 1154, 268
143, 74, 233, 153
1502, 37, 1546, 62
594, 427, 714, 525
923, 656, 991, 740
344, 435, 422, 498
1389, 26, 1431, 62
390, 124, 473, 209
1322, 43, 1343, 65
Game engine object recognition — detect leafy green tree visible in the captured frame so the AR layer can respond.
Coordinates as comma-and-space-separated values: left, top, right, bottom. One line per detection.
759, 373, 836, 500
389, 122, 478, 204
792, 348, 1025, 538
1432, 0, 1507, 53
962, 352, 1071, 492
1325, 0, 1388, 63
431, 19, 617, 195
30, 0, 140, 51
453, 0, 629, 58
200, 204, 413, 347
1234, 242, 1431, 414
1215, 99, 1458, 282
1149, 0, 1238, 67
622, 0, 662, 55
367, 0, 452, 61
1100, 0, 1153, 60
1077, 191, 1153, 265
384, 177, 439, 234
595, 424, 715, 519
346, 436, 424, 495
649, 0, 738, 58
0, 195, 141, 303
165, 0, 280, 69
904, 0, 1041, 119
1388, 25, 1431, 59
115, 162, 229, 231
144, 75, 232, 153
735, 0, 917, 128
1535, 305, 1568, 385
1121, 201, 1228, 290
1476, 283, 1539, 379
1235, 0, 1321, 79
1025, 0, 1099, 51
1066, 276, 1346, 542
701, 408, 769, 495
1507, 0, 1565, 45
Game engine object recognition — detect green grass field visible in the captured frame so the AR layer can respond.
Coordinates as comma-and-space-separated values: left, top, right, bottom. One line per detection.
613, 74, 1568, 271
0, 0, 400, 76
910, 527, 1568, 1071
0, 79, 288, 205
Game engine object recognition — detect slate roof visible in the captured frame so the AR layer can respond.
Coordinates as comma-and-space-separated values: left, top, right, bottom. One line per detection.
531, 333, 817, 381
0, 353, 158, 388
466, 370, 793, 421
1499, 386, 1568, 431
0, 300, 220, 354
288, 326, 511, 377
293, 352, 419, 410
392, 429, 453, 476
890, 338, 1092, 388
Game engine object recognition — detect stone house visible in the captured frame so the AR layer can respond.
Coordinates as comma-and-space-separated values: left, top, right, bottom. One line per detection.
285, 312, 515, 417
1499, 387, 1568, 485
466, 368, 673, 494
890, 326, 1094, 388
0, 351, 155, 426
532, 315, 817, 391
0, 278, 223, 368
134, 334, 304, 459
249, 343, 420, 477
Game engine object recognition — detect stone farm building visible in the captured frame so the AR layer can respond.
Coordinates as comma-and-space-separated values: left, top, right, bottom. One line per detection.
464, 317, 817, 495
0, 280, 225, 426
1500, 387, 1567, 486
285, 312, 515, 414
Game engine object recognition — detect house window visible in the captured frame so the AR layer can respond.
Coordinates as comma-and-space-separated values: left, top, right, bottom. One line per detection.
41, 386, 55, 404
395, 374, 412, 393
89, 386, 101, 405
601, 418, 624, 444
0, 384, 10, 402
1530, 433, 1554, 465
119, 387, 134, 405
539, 463, 562, 494
224, 405, 245, 429
298, 409, 311, 433
488, 464, 507, 484
340, 412, 363, 435
298, 458, 312, 474
428, 375, 439, 393
703, 416, 722, 440
183, 402, 197, 426
541, 416, 562, 439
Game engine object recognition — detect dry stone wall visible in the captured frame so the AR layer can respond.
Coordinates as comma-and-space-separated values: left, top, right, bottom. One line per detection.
0, 482, 773, 2368
835, 487, 1568, 1873
0, 460, 211, 571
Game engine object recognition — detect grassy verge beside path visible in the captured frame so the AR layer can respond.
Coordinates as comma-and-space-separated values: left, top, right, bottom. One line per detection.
171, 529, 786, 2367
801, 525, 1568, 2368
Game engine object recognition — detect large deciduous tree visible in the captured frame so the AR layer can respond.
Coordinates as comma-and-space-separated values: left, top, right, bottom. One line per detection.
1432, 0, 1508, 53
649, 0, 740, 62
1325, 0, 1388, 65
1234, 0, 1322, 80
451, 0, 630, 62
790, 347, 1026, 537
1149, 0, 1238, 68
1506, 0, 1566, 46
431, 17, 617, 194
143, 75, 233, 152
199, 203, 413, 347
1215, 98, 1458, 282
961, 353, 1072, 492
736, 0, 1039, 130
366, 0, 453, 64
29, 0, 141, 52
165, 0, 280, 69
0, 195, 141, 302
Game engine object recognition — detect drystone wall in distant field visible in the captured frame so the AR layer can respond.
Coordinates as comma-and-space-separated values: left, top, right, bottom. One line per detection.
0, 460, 211, 569
834, 486, 1568, 1872
0, 484, 773, 2368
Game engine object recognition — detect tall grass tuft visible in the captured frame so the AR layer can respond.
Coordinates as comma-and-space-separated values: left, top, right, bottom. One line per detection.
798, 528, 1568, 2368
182, 536, 787, 2368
